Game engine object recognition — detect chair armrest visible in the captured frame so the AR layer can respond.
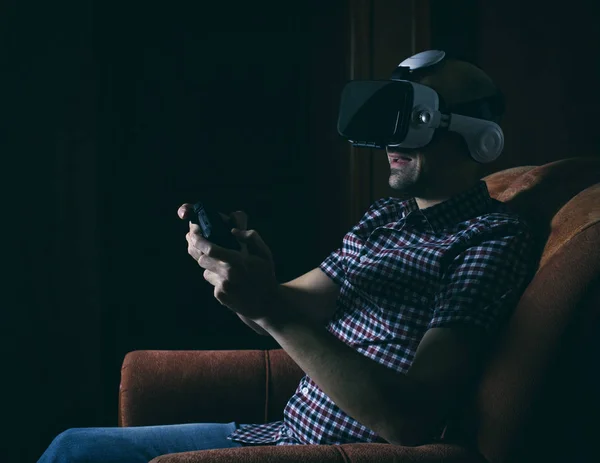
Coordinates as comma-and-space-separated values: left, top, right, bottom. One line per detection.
149, 442, 485, 463
119, 349, 304, 427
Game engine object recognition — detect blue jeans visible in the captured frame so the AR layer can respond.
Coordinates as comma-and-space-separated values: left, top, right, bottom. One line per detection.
37, 422, 248, 463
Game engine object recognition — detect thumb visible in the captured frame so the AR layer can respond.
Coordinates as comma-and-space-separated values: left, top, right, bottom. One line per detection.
177, 203, 194, 220
231, 228, 272, 260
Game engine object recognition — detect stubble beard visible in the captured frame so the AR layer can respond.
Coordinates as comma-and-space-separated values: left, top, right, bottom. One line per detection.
389, 167, 419, 195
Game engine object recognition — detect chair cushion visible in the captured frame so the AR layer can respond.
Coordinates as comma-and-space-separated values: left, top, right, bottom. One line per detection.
445, 156, 600, 462
484, 156, 600, 245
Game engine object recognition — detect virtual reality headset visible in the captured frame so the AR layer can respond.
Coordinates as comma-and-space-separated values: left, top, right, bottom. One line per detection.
337, 50, 505, 163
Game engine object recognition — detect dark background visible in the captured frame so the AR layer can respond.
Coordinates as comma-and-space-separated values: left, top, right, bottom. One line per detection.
2, 1, 598, 461
4, 2, 350, 461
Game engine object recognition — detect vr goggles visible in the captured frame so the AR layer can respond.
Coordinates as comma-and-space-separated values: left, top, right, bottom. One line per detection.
337, 50, 505, 163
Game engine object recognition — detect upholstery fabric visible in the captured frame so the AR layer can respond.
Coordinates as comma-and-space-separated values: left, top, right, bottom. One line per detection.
448, 156, 600, 462
120, 157, 600, 462
148, 443, 485, 463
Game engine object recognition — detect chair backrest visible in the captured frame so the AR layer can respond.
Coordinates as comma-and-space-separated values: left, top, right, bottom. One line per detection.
445, 157, 600, 463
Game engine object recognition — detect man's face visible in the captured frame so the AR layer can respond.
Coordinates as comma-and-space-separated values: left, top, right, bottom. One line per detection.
386, 132, 473, 196
386, 145, 422, 193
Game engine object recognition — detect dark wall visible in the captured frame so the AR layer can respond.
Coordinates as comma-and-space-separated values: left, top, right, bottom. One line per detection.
6, 1, 598, 461
426, 2, 600, 460
429, 0, 600, 175
3, 2, 350, 461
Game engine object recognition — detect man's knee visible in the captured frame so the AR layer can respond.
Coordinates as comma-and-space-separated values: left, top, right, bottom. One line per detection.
43, 428, 97, 462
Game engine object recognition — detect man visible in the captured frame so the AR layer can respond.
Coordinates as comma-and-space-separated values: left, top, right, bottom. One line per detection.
38, 52, 537, 462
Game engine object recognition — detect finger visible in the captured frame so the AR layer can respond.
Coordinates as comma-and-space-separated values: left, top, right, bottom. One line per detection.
214, 213, 248, 255
197, 254, 221, 272
204, 270, 232, 306
218, 212, 231, 225
186, 231, 203, 261
231, 229, 272, 260
203, 269, 220, 287
229, 211, 248, 230
197, 254, 236, 280
228, 211, 248, 255
188, 223, 243, 263
234, 233, 249, 257
178, 203, 194, 220
214, 285, 232, 307
228, 211, 249, 255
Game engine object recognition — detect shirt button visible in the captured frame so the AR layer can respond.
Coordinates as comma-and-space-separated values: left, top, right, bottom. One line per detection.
302, 387, 309, 395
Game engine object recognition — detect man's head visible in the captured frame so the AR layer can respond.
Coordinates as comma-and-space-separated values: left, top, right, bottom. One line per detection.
386, 59, 503, 206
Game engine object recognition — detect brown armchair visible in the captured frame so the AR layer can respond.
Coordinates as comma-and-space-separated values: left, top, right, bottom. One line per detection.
119, 157, 600, 463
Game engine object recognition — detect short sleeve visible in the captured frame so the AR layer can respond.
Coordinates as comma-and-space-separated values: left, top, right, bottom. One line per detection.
319, 197, 401, 287
319, 248, 346, 286
428, 224, 536, 334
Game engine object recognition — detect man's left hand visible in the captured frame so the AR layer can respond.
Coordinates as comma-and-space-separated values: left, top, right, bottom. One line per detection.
186, 223, 278, 320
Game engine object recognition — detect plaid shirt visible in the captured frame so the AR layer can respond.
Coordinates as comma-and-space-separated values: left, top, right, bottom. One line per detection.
228, 180, 536, 446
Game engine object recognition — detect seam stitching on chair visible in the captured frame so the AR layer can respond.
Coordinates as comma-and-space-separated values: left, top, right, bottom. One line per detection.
334, 445, 351, 463
119, 387, 126, 427
119, 362, 129, 427
542, 220, 600, 268
264, 350, 271, 423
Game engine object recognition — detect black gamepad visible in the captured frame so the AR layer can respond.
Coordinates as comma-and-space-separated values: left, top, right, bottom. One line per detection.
190, 201, 241, 251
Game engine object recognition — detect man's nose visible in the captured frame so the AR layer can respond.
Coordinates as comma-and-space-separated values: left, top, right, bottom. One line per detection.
387, 146, 410, 154
388, 145, 419, 154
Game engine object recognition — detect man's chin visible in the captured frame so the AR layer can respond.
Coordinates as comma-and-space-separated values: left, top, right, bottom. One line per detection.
389, 174, 418, 194
389, 181, 411, 193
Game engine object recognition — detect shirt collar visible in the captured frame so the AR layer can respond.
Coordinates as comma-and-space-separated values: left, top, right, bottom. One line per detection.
401, 180, 494, 232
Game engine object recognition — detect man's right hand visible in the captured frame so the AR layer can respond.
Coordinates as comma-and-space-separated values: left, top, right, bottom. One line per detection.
177, 204, 249, 253
177, 203, 341, 333
177, 203, 194, 221
219, 209, 341, 328
219, 210, 272, 335
178, 204, 270, 336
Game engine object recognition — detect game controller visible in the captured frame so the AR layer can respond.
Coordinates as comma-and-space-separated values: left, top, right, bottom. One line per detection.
190, 201, 241, 251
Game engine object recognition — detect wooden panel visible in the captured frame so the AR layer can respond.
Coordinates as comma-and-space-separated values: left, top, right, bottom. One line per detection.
429, 0, 600, 176
413, 0, 432, 53
347, 0, 375, 225
474, 0, 600, 176
370, 0, 432, 202
6, 2, 353, 461
304, 0, 356, 257
371, 0, 424, 202
347, 0, 432, 220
